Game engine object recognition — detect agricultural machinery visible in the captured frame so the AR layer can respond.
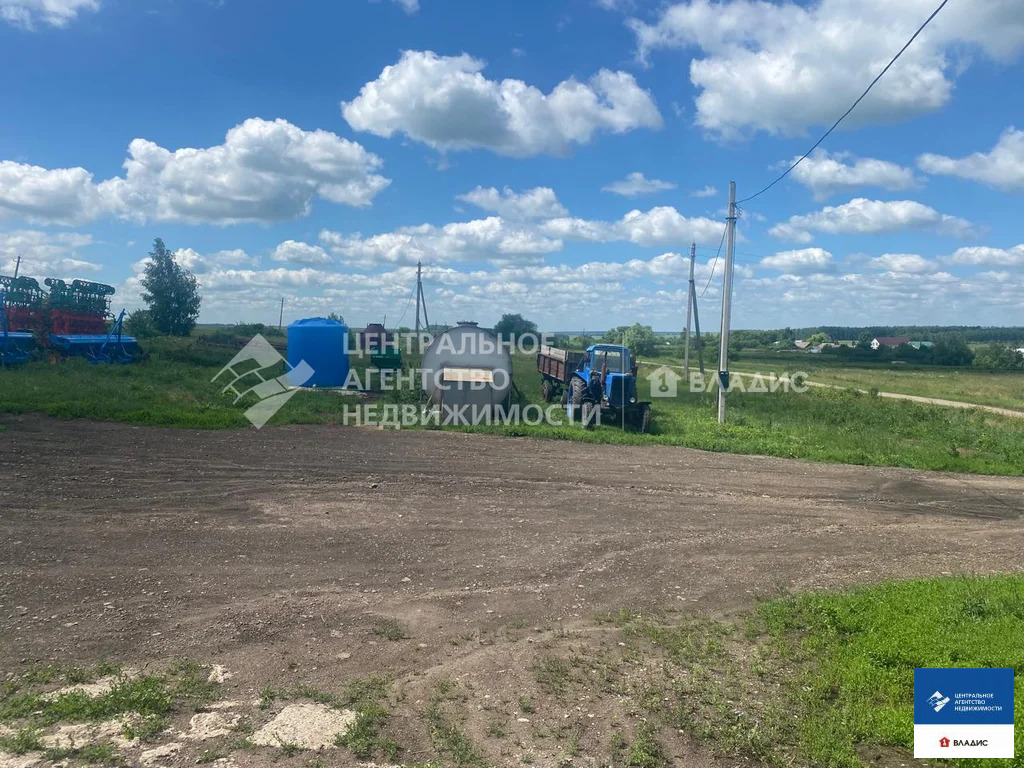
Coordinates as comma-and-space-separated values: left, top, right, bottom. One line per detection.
0, 289, 35, 366
0, 275, 140, 365
537, 344, 651, 432
362, 322, 402, 370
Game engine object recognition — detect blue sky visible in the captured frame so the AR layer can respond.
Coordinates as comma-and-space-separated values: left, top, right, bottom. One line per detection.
1, 0, 1022, 331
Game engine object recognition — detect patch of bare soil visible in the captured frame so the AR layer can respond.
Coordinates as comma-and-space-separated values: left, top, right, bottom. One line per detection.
1, 416, 1022, 766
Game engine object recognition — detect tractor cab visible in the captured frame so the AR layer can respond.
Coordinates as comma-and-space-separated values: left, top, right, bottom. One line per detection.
578, 344, 639, 406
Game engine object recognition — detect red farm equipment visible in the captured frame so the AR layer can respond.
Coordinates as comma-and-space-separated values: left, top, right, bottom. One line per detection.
0, 274, 141, 365
0, 276, 45, 365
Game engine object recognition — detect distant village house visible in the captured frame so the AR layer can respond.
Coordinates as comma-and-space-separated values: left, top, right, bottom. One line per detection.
871, 336, 910, 350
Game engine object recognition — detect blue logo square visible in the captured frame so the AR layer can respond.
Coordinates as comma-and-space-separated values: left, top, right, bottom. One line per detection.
914, 668, 1015, 725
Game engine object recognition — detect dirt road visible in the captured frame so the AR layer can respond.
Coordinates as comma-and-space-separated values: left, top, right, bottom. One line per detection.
2, 416, 1023, 767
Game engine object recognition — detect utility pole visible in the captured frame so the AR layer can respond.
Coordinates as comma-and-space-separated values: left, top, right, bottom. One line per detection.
13, 255, 21, 279
683, 242, 695, 379
691, 272, 705, 377
717, 181, 737, 424
278, 297, 284, 331
415, 261, 422, 338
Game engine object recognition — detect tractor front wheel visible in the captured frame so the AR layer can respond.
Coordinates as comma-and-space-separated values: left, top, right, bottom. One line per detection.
570, 377, 589, 425
637, 405, 651, 434
581, 400, 598, 429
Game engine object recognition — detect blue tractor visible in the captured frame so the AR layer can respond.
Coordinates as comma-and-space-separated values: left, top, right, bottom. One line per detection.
537, 344, 651, 432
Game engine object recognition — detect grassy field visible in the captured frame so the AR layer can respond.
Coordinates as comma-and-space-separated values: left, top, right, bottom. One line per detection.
1, 338, 1023, 475
609, 574, 1024, 767
730, 350, 1024, 411
456, 352, 1024, 476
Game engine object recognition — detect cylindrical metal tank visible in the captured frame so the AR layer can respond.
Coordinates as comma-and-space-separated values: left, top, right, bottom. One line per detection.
287, 317, 349, 387
420, 321, 513, 416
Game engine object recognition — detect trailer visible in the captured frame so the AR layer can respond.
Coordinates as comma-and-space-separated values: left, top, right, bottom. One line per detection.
536, 345, 585, 403
537, 344, 651, 432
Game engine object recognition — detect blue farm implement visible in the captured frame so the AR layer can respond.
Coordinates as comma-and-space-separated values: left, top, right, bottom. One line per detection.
537, 344, 651, 432
49, 309, 140, 364
0, 290, 35, 366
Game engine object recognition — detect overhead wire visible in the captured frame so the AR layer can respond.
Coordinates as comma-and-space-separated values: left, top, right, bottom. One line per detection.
394, 281, 417, 328
736, 0, 951, 205
698, 224, 728, 298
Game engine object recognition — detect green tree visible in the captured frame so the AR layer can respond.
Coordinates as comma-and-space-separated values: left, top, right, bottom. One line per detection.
493, 313, 538, 342
806, 332, 833, 345
857, 331, 875, 349
123, 309, 158, 338
140, 239, 201, 336
603, 324, 658, 357
973, 343, 1024, 370
929, 333, 974, 366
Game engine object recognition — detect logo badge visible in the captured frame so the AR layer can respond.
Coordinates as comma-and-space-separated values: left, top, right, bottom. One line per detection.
914, 668, 1014, 759
928, 691, 951, 713
646, 365, 682, 398
212, 334, 313, 428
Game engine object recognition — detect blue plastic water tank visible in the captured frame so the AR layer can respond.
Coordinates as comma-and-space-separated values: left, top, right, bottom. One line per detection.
287, 318, 349, 387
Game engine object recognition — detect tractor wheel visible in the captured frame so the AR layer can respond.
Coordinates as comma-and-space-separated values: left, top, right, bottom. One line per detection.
581, 400, 598, 429
542, 379, 553, 403
570, 377, 588, 424
638, 405, 651, 434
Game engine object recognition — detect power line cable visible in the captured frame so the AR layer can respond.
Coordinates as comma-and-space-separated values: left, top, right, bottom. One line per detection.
394, 282, 417, 327
737, 0, 951, 205
698, 225, 728, 298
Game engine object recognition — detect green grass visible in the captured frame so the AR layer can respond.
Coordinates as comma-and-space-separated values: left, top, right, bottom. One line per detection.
616, 575, 1024, 768
422, 703, 484, 767
335, 701, 400, 761
732, 350, 1024, 411
0, 337, 370, 429
372, 618, 408, 641
449, 353, 1024, 476
0, 660, 219, 730
625, 725, 667, 767
756, 576, 1024, 767
2, 338, 1023, 475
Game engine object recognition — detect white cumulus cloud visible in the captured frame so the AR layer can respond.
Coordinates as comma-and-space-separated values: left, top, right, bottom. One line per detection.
0, 0, 97, 29
628, 0, 1024, 137
270, 240, 333, 265
341, 50, 663, 156
918, 128, 1024, 191
100, 118, 390, 224
0, 119, 390, 227
760, 248, 834, 273
0, 161, 106, 225
542, 205, 725, 247
320, 216, 562, 268
789, 150, 920, 200
868, 253, 933, 273
950, 244, 1024, 266
769, 198, 975, 242
456, 186, 567, 219
691, 185, 717, 198
602, 172, 677, 197
0, 230, 100, 275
